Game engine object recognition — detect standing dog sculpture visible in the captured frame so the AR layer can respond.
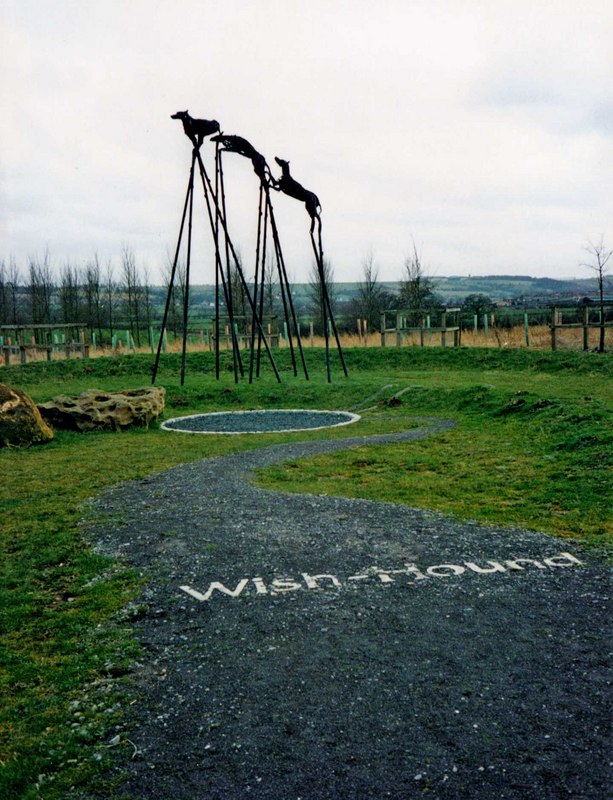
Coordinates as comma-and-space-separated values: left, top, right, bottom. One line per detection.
171, 110, 220, 148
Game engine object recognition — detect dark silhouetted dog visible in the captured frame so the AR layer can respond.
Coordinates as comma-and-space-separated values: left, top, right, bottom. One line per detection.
273, 157, 321, 226
211, 134, 270, 184
171, 111, 220, 148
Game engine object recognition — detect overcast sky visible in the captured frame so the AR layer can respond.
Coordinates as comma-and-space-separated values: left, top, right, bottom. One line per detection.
1, 0, 611, 284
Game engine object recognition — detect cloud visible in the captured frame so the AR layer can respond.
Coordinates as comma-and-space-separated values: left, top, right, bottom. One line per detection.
1, 0, 611, 283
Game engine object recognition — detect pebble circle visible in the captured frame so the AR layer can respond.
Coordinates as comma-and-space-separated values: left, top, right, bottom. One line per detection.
160, 409, 361, 435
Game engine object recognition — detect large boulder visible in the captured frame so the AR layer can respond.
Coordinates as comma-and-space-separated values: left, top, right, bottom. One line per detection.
37, 387, 166, 432
0, 384, 54, 447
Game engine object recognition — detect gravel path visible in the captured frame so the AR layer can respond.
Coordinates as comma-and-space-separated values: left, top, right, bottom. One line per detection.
85, 418, 611, 799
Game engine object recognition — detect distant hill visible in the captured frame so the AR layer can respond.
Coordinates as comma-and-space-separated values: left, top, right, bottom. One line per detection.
336, 276, 595, 304
154, 275, 597, 320
424, 275, 595, 303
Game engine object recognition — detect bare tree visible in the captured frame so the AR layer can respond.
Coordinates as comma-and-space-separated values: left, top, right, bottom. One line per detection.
58, 262, 82, 323
353, 250, 384, 332
142, 264, 154, 333
229, 251, 249, 331
262, 253, 278, 318
399, 240, 439, 311
103, 260, 117, 341
84, 254, 104, 342
121, 245, 143, 346
582, 236, 612, 353
163, 255, 185, 337
0, 260, 6, 325
27, 250, 54, 325
6, 258, 23, 325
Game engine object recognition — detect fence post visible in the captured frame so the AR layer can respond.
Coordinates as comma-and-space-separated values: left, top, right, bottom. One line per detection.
380, 313, 386, 347
149, 326, 155, 354
524, 312, 530, 347
550, 307, 557, 351
441, 311, 447, 348
582, 305, 589, 351
483, 314, 489, 338
473, 314, 478, 333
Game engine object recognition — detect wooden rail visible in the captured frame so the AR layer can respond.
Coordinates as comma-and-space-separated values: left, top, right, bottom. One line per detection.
2, 341, 90, 366
380, 308, 461, 348
0, 323, 90, 366
549, 305, 612, 351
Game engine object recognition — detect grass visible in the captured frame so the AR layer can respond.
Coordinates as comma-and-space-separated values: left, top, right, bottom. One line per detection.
1, 346, 611, 798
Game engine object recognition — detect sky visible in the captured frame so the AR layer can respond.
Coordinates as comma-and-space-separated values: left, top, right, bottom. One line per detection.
1, 0, 611, 284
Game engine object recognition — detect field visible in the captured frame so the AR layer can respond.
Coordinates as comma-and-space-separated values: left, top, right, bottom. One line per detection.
1, 346, 611, 798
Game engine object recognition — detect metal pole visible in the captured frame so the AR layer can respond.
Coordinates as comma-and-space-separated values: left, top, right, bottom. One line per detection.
216, 150, 242, 382
180, 154, 196, 386
195, 150, 281, 382
152, 151, 195, 384
214, 140, 221, 380
310, 223, 348, 379
266, 189, 309, 379
248, 185, 265, 383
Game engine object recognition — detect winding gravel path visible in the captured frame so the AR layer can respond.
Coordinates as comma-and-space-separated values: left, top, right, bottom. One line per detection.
85, 418, 611, 799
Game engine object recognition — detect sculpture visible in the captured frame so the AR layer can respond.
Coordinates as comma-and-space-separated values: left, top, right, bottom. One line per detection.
153, 111, 346, 386
272, 157, 321, 232
211, 134, 270, 185
171, 110, 220, 149
270, 157, 347, 381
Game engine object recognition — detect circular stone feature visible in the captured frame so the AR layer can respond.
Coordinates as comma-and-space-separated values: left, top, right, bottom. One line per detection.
161, 409, 361, 435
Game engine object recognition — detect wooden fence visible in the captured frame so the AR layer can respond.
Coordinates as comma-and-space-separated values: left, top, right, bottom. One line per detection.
549, 305, 612, 351
0, 323, 89, 365
380, 308, 461, 348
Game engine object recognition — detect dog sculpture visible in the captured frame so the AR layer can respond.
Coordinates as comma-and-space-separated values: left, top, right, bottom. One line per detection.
211, 134, 270, 185
272, 157, 321, 228
171, 110, 220, 148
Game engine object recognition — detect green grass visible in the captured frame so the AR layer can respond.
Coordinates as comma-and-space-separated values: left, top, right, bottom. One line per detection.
1, 346, 611, 798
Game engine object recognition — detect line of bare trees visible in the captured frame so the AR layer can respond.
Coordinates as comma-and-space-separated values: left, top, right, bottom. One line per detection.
0, 247, 178, 346
3, 236, 608, 345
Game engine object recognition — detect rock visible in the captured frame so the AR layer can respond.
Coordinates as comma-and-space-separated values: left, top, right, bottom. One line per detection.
0, 383, 54, 447
37, 387, 166, 432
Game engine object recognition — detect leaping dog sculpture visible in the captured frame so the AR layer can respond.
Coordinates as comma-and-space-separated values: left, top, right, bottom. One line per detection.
272, 157, 321, 231
211, 134, 270, 185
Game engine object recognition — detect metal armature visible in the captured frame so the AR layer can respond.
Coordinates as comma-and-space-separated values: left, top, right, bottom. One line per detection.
152, 110, 346, 385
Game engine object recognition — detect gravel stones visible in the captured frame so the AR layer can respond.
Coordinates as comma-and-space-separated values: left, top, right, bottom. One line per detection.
83, 419, 611, 799
161, 409, 360, 434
